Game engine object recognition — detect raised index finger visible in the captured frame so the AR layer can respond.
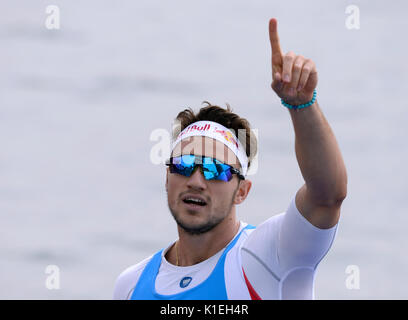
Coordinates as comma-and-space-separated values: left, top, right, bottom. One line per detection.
269, 18, 283, 67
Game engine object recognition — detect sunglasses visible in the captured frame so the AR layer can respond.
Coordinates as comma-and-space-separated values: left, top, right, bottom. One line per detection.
166, 154, 245, 182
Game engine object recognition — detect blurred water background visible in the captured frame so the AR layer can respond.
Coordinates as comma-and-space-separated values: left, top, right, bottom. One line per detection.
0, 0, 407, 299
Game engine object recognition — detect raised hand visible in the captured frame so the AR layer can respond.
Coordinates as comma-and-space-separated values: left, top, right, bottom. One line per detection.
269, 18, 318, 106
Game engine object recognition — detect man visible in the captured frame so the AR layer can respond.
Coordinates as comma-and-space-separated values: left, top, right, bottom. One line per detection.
113, 18, 347, 300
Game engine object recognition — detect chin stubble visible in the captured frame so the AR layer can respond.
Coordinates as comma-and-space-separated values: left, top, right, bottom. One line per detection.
167, 182, 240, 236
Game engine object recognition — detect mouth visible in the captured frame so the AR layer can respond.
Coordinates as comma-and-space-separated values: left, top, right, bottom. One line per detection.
181, 194, 208, 209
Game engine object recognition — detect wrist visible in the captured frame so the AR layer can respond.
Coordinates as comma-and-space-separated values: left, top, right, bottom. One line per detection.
281, 90, 317, 110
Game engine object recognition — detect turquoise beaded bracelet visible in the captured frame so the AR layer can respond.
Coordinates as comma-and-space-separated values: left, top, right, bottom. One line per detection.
281, 89, 317, 110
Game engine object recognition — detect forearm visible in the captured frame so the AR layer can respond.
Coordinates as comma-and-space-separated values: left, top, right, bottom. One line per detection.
288, 100, 347, 205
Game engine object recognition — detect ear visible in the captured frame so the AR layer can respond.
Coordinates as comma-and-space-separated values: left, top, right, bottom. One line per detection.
234, 179, 252, 205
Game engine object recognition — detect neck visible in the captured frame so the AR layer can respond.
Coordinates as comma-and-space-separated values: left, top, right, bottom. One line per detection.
170, 211, 240, 266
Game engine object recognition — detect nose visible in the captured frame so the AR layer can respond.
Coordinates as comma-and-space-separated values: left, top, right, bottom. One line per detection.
186, 166, 207, 190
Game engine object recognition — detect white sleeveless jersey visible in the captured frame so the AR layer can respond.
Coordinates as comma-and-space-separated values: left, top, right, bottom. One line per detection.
114, 193, 338, 300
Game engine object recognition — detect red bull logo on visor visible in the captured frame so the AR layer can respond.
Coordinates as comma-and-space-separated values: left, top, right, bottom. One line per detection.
178, 123, 211, 138
214, 129, 239, 149
178, 124, 239, 148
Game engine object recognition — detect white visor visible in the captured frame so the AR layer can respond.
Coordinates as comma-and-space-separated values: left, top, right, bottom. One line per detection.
172, 120, 248, 176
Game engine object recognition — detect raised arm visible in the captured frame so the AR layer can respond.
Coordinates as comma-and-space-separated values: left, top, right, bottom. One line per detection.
269, 18, 347, 229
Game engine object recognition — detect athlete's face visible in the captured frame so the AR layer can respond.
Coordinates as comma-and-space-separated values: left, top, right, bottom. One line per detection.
166, 136, 251, 235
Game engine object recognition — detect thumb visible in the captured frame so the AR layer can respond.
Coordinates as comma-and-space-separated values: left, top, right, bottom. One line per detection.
271, 72, 284, 91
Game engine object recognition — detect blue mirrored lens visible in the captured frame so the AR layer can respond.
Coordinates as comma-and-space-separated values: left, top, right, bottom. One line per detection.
170, 155, 234, 181
203, 159, 232, 181
170, 155, 195, 176
180, 154, 195, 165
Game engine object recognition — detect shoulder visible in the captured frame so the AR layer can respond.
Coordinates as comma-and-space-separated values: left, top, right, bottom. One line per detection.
113, 255, 153, 300
242, 211, 285, 247
246, 193, 338, 242
242, 193, 338, 270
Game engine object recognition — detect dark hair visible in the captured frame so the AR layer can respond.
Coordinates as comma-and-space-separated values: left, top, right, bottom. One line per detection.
172, 101, 258, 169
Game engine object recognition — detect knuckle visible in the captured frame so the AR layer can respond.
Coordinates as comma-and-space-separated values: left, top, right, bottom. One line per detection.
293, 63, 302, 71
296, 55, 305, 61
284, 52, 295, 61
305, 58, 315, 67
302, 66, 311, 73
